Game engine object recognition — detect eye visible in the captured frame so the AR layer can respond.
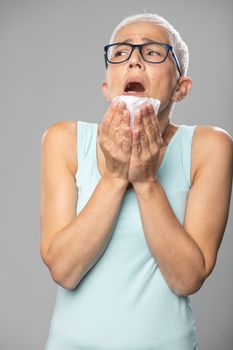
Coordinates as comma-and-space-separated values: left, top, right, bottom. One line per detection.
145, 50, 161, 56
114, 50, 128, 57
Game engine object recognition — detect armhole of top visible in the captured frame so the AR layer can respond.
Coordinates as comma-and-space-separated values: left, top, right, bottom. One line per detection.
184, 125, 198, 190
76, 120, 82, 178
76, 120, 91, 179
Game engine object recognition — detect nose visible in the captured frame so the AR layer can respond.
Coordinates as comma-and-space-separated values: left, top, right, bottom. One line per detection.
127, 47, 144, 69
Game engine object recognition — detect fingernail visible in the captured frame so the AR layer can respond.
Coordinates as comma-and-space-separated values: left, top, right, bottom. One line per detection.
147, 103, 153, 112
119, 101, 125, 109
112, 101, 119, 107
135, 110, 141, 121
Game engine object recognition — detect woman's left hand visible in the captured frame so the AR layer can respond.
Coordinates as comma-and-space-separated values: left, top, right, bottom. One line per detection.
128, 103, 163, 185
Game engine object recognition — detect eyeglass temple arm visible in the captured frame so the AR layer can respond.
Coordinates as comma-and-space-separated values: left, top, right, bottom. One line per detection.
104, 52, 108, 69
172, 52, 182, 77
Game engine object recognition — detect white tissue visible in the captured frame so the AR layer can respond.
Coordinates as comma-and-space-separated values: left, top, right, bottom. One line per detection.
113, 95, 161, 131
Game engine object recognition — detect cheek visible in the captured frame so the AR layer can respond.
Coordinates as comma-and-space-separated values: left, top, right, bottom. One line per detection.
150, 75, 176, 108
151, 67, 175, 92
108, 70, 122, 90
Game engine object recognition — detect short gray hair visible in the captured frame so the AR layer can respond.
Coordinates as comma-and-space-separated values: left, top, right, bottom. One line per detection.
107, 13, 189, 77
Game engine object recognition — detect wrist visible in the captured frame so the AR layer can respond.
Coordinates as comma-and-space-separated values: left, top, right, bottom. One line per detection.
133, 177, 160, 195
102, 173, 129, 189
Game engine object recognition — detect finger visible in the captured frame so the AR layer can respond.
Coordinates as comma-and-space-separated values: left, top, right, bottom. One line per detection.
122, 123, 132, 152
146, 103, 163, 146
118, 109, 132, 150
132, 129, 141, 158
109, 101, 126, 140
135, 107, 149, 152
101, 101, 120, 134
132, 110, 142, 158
141, 104, 156, 146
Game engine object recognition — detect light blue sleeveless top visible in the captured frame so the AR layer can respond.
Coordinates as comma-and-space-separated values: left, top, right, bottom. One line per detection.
44, 121, 199, 350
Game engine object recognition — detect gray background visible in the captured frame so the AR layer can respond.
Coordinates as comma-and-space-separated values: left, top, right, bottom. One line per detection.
0, 0, 232, 349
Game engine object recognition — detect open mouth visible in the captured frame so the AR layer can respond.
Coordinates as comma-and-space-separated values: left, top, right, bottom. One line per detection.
124, 82, 145, 93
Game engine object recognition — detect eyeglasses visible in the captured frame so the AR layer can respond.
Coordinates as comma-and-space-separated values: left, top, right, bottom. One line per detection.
104, 41, 182, 77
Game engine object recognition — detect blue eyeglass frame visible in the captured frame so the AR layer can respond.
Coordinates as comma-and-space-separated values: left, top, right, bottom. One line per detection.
104, 41, 182, 77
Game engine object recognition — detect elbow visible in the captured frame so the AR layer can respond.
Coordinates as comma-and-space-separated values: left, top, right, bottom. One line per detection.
54, 278, 77, 290
50, 266, 75, 290
40, 245, 80, 290
173, 283, 203, 297
51, 263, 83, 290
171, 274, 206, 297
51, 270, 74, 290
171, 256, 208, 297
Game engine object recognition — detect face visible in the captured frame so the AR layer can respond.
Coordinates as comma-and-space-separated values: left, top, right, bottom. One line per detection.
102, 21, 192, 113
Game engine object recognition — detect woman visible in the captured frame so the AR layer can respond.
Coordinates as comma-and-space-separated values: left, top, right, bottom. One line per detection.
40, 13, 233, 350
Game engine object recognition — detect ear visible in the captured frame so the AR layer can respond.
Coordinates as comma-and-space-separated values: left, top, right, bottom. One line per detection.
171, 76, 192, 102
102, 80, 110, 102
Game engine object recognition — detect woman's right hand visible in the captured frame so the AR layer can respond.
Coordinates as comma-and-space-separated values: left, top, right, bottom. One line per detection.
98, 100, 132, 182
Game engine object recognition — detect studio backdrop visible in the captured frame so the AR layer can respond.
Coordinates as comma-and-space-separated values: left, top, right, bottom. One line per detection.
0, 1, 232, 349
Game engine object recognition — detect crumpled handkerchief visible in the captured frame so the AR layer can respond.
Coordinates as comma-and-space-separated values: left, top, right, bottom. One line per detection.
112, 95, 161, 131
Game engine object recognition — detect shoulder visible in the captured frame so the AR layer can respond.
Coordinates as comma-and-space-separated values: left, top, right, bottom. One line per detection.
193, 124, 232, 155
41, 120, 77, 141
41, 120, 78, 175
192, 125, 233, 181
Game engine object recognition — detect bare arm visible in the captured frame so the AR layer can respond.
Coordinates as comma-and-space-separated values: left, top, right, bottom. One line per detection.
133, 126, 233, 296
40, 102, 131, 289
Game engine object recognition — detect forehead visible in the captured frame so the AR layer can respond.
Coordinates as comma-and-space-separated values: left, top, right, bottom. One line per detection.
113, 21, 170, 44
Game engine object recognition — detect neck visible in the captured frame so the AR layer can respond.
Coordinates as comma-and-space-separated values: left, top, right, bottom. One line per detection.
158, 100, 176, 145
